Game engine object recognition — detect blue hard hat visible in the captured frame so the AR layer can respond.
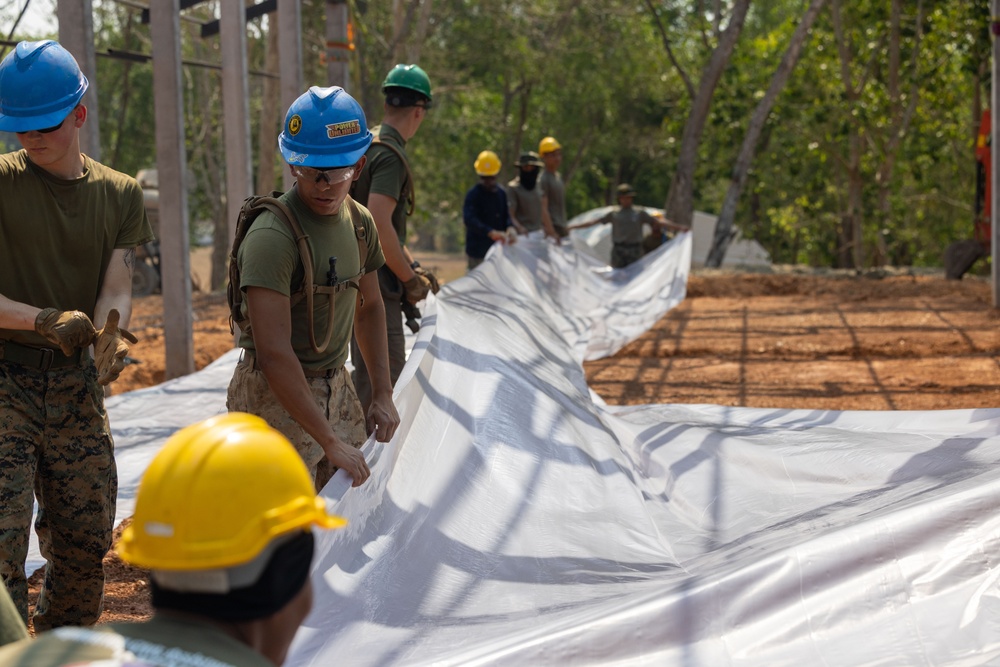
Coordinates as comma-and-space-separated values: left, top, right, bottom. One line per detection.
278, 86, 373, 168
0, 40, 88, 132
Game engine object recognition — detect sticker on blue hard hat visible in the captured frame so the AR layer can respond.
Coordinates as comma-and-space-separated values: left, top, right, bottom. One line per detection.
287, 152, 307, 164
288, 114, 302, 136
326, 120, 361, 139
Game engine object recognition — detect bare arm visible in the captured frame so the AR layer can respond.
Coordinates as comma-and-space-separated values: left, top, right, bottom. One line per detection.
352, 272, 400, 442
568, 213, 610, 232
93, 248, 136, 330
0, 294, 42, 331
0, 248, 135, 337
539, 194, 560, 241
247, 286, 370, 486
367, 193, 418, 282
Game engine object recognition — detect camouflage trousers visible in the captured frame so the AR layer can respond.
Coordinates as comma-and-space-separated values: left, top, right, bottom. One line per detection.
0, 361, 116, 630
611, 242, 644, 269
226, 356, 367, 490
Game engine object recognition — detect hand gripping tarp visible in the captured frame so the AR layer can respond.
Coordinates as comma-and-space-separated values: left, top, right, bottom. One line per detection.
26, 231, 1000, 666
291, 235, 1000, 667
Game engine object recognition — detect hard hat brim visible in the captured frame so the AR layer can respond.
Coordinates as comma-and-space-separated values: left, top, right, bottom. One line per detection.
0, 101, 78, 133
279, 131, 373, 169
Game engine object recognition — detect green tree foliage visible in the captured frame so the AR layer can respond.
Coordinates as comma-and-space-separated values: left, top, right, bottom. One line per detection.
8, 0, 985, 270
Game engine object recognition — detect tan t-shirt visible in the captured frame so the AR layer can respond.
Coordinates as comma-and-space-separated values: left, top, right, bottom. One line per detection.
0, 151, 154, 347
506, 180, 544, 232
236, 188, 385, 371
540, 169, 566, 231
600, 206, 659, 245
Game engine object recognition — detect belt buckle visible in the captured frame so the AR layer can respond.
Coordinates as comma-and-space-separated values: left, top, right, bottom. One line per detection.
38, 348, 54, 371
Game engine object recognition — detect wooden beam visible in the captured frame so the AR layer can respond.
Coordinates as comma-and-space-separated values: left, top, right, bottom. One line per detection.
278, 0, 302, 191
220, 0, 253, 260
57, 0, 100, 160
325, 0, 350, 88
150, 0, 195, 378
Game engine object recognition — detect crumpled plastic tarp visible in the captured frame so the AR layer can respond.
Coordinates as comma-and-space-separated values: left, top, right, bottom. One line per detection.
26, 231, 1000, 666
291, 235, 1000, 667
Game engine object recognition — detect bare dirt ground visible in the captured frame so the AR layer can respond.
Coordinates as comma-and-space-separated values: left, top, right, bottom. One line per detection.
27, 257, 1000, 631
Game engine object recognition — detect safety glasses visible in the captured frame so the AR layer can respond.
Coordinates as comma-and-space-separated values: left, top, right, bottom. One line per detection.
294, 164, 357, 185
15, 112, 70, 135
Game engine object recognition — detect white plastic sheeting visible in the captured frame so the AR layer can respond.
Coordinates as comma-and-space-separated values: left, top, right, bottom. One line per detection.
291, 236, 1000, 667
25, 232, 1000, 666
569, 206, 771, 268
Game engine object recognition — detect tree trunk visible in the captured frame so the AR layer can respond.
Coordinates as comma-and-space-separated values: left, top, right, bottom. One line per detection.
663, 0, 751, 228
707, 0, 828, 267
873, 0, 923, 266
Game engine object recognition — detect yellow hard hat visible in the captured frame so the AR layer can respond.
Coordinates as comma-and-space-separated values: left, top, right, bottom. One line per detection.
538, 136, 562, 155
474, 150, 501, 176
118, 413, 346, 571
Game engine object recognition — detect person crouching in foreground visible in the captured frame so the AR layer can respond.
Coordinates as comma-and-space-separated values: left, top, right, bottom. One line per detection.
0, 413, 347, 667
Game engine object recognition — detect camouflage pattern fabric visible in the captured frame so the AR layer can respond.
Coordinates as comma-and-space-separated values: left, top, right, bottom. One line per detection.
226, 359, 367, 490
611, 242, 645, 269
0, 361, 116, 629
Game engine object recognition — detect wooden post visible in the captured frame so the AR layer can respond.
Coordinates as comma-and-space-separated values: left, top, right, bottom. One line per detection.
150, 0, 194, 378
220, 0, 253, 249
57, 0, 100, 160
326, 0, 350, 88
278, 0, 303, 191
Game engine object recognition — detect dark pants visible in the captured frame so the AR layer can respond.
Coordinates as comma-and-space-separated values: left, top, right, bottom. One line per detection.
351, 266, 407, 412
611, 242, 644, 269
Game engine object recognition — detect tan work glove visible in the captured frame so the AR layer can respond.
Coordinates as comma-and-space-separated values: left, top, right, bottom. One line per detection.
413, 265, 441, 294
94, 309, 139, 385
34, 308, 97, 355
403, 273, 432, 304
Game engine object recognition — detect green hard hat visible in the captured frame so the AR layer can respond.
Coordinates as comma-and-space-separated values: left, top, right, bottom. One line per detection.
382, 64, 433, 106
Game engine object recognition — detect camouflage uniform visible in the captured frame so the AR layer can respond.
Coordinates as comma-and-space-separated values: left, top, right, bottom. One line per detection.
225, 187, 383, 489
227, 362, 367, 490
0, 363, 116, 629
0, 151, 152, 628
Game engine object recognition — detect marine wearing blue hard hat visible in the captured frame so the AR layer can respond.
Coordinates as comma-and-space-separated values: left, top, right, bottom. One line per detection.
278, 86, 374, 168
0, 40, 88, 133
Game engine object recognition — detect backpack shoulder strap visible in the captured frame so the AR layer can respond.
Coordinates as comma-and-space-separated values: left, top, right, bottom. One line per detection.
371, 135, 415, 216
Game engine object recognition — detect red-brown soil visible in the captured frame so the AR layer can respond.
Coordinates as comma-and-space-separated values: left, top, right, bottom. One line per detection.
27, 265, 1000, 631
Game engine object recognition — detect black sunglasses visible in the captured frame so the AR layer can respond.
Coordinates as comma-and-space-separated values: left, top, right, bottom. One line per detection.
15, 113, 70, 135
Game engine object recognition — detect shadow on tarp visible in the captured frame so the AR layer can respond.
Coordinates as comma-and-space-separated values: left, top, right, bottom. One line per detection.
290, 237, 1000, 666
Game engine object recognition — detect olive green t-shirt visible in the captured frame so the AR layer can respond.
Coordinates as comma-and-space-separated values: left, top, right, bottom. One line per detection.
236, 188, 384, 371
0, 150, 154, 347
0, 616, 271, 666
350, 123, 410, 241
539, 169, 567, 230
600, 205, 659, 245
506, 180, 543, 232
0, 582, 25, 649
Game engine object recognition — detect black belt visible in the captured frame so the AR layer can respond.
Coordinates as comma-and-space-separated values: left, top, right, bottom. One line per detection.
0, 339, 81, 371
242, 351, 337, 379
